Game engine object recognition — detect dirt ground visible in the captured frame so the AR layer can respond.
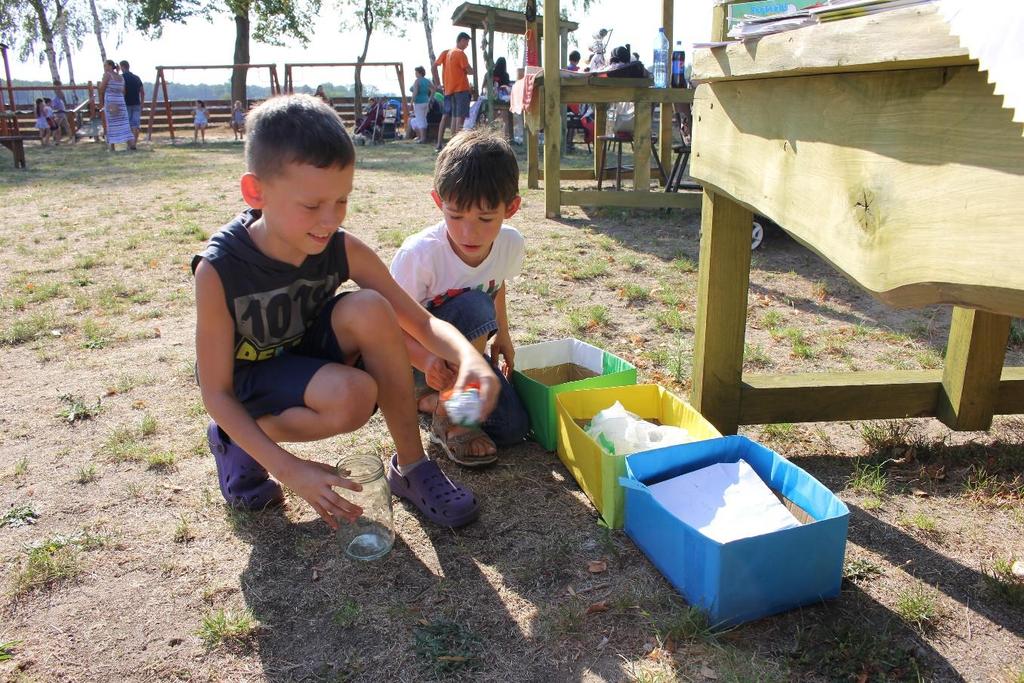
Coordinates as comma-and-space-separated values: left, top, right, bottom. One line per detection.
1, 131, 1022, 682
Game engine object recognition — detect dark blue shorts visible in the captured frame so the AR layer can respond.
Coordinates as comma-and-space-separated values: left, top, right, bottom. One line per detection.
233, 292, 359, 418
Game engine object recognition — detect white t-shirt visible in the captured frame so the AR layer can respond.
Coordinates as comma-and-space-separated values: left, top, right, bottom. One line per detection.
390, 220, 525, 309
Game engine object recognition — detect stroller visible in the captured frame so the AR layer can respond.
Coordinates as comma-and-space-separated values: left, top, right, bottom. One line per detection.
354, 99, 387, 143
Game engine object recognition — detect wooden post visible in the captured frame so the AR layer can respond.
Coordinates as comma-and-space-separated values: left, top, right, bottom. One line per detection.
936, 307, 1011, 430
691, 190, 753, 434
88, 81, 96, 119
543, 0, 562, 217
527, 127, 539, 188
471, 28, 479, 98
161, 72, 174, 141
395, 64, 409, 137
660, 0, 674, 184
633, 102, 652, 191
560, 29, 568, 68
146, 71, 159, 141
593, 103, 607, 181
712, 4, 730, 42
284, 65, 291, 94
270, 65, 280, 95
485, 9, 496, 122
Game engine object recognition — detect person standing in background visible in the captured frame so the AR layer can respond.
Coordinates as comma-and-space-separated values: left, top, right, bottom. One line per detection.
432, 32, 474, 151
99, 60, 135, 152
118, 60, 144, 150
409, 66, 434, 144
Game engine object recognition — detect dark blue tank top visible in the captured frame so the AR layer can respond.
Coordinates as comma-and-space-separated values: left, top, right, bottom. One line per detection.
192, 209, 349, 368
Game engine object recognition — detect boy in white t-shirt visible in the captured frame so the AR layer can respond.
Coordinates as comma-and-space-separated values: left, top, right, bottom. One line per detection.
390, 129, 529, 467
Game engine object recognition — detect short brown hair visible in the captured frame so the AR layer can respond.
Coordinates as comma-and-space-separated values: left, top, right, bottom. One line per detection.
434, 128, 519, 210
245, 94, 354, 179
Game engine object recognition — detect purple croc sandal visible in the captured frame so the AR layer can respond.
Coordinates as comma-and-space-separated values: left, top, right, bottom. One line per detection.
207, 421, 284, 510
386, 455, 479, 528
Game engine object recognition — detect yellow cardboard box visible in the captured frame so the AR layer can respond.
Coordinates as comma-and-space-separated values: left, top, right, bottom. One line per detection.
555, 384, 721, 528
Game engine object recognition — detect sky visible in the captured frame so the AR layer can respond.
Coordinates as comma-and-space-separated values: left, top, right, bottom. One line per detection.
13, 0, 715, 90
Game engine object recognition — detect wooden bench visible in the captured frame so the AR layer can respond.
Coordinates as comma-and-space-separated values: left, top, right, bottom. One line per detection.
0, 135, 27, 169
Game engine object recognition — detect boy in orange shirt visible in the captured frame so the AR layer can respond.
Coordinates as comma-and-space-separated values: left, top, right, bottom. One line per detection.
433, 32, 474, 150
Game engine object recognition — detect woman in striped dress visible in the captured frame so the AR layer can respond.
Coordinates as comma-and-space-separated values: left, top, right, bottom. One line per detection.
99, 60, 134, 151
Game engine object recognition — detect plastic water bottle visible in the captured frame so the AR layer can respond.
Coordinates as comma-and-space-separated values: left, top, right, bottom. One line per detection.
652, 28, 670, 88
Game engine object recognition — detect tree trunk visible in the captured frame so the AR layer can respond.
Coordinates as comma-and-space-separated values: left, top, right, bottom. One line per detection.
27, 0, 62, 84
421, 0, 436, 74
87, 0, 107, 63
231, 6, 250, 106
56, 6, 76, 86
353, 0, 373, 121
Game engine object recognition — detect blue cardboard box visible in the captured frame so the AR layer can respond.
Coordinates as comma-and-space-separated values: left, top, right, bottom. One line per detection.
621, 436, 849, 628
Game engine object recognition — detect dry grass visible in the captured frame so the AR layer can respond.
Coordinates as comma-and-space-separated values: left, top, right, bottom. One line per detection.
1, 135, 1022, 681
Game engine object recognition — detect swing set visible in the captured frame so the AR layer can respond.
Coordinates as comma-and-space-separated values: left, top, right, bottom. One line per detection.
146, 63, 281, 141
0, 43, 26, 168
283, 62, 410, 136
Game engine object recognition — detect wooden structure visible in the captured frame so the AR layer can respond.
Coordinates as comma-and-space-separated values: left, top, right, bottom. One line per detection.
451, 2, 577, 122
688, 3, 1024, 434
283, 62, 409, 134
146, 64, 281, 141
534, 0, 700, 216
0, 43, 26, 168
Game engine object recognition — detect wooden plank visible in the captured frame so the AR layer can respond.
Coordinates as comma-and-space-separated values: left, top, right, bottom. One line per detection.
660, 0, 675, 176
556, 83, 694, 104
937, 307, 1011, 430
527, 129, 539, 189
694, 5, 972, 84
691, 67, 1024, 317
560, 190, 701, 209
712, 4, 729, 43
995, 366, 1024, 415
691, 190, 753, 434
740, 371, 941, 424
633, 103, 652, 192
543, 0, 562, 217
538, 168, 596, 181
593, 104, 607, 181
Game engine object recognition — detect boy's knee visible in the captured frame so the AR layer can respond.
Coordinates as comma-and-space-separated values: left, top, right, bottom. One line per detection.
332, 289, 398, 334
321, 369, 378, 434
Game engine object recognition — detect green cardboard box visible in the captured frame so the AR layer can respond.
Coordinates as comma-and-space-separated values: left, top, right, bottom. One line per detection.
511, 338, 637, 451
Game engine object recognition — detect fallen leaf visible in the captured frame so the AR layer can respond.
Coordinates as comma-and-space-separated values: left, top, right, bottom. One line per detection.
1012, 560, 1024, 579
586, 601, 609, 615
596, 635, 609, 650
587, 559, 607, 574
856, 673, 868, 683
311, 568, 320, 582
131, 400, 146, 409
701, 665, 719, 679
566, 585, 577, 597
153, 327, 161, 338
437, 656, 467, 662
912, 489, 929, 498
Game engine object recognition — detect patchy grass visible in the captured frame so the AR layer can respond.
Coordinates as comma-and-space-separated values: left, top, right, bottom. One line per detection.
848, 460, 889, 497
413, 618, 484, 676
843, 557, 883, 583
173, 514, 195, 544
146, 450, 177, 472
895, 582, 941, 633
1, 310, 58, 346
1, 504, 38, 528
983, 558, 1024, 608
101, 426, 148, 463
0, 640, 18, 663
620, 283, 650, 304
332, 598, 361, 628
761, 422, 796, 440
13, 456, 29, 477
743, 342, 773, 369
10, 536, 83, 595
197, 608, 261, 650
57, 393, 102, 423
564, 260, 609, 281
900, 512, 938, 533
861, 420, 919, 455
75, 464, 99, 484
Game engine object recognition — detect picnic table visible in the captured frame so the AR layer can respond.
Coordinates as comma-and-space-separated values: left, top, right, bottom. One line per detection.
688, 3, 1024, 434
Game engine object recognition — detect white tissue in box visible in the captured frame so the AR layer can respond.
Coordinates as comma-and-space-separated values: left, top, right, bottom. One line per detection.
647, 459, 802, 544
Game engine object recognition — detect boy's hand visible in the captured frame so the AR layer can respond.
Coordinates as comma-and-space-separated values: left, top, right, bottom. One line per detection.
490, 331, 515, 378
453, 353, 500, 419
279, 459, 364, 529
424, 354, 457, 391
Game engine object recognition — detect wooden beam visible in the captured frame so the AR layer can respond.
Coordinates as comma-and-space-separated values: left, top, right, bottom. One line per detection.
527, 128, 539, 189
694, 5, 972, 84
543, 0, 562, 217
471, 28, 479, 97
691, 190, 753, 434
691, 67, 1024, 317
995, 366, 1024, 415
937, 307, 1011, 430
633, 103, 652, 192
560, 190, 701, 209
556, 82, 694, 104
593, 103, 607, 181
660, 0, 674, 182
539, 168, 596, 180
712, 4, 729, 43
740, 371, 941, 424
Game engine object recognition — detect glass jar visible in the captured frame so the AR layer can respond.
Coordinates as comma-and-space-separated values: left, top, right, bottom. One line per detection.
335, 454, 394, 561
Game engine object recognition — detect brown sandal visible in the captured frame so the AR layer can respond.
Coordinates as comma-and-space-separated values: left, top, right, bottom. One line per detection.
430, 408, 498, 468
